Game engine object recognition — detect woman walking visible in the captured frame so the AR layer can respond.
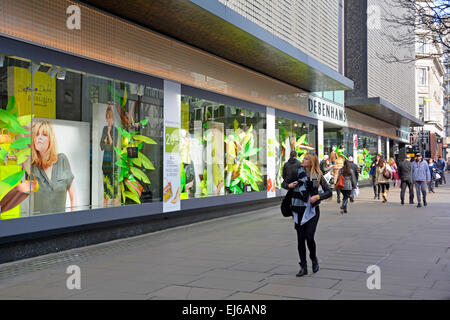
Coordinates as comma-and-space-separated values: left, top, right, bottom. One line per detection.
376, 157, 392, 203
288, 152, 332, 277
336, 160, 357, 215
428, 158, 436, 193
370, 154, 381, 199
389, 158, 400, 188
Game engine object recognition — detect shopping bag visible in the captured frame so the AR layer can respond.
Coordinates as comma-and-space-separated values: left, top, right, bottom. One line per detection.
352, 186, 360, 198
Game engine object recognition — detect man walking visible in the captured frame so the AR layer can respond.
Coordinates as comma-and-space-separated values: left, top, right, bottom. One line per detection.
436, 156, 446, 184
348, 156, 359, 202
398, 155, 414, 205
281, 151, 302, 216
411, 153, 431, 208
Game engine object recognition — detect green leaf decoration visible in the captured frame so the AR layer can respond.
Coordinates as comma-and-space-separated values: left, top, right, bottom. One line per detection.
133, 135, 157, 144
296, 134, 307, 146
122, 86, 127, 108
131, 157, 142, 167
123, 191, 140, 204
130, 167, 150, 184
139, 119, 149, 127
17, 115, 32, 126
0, 148, 7, 161
180, 162, 186, 191
10, 137, 31, 149
138, 153, 153, 170
116, 126, 131, 140
115, 159, 128, 168
2, 170, 26, 187
234, 119, 239, 131
114, 147, 123, 157
16, 148, 31, 164
6, 96, 15, 112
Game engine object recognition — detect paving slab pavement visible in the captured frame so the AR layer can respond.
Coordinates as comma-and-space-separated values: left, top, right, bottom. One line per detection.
0, 173, 449, 300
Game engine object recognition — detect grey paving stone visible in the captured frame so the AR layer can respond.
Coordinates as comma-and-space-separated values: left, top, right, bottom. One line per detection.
265, 274, 340, 289
411, 288, 450, 300
331, 279, 415, 297
187, 277, 267, 292
148, 285, 235, 300
254, 283, 338, 300
225, 292, 298, 300
66, 290, 147, 300
228, 262, 280, 273
432, 280, 450, 291
310, 269, 365, 281
200, 269, 270, 282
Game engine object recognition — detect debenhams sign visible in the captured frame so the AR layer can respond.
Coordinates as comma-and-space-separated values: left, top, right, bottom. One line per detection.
308, 95, 347, 126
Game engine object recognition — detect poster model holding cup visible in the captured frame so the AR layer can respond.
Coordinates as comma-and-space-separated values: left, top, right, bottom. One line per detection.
24, 120, 76, 214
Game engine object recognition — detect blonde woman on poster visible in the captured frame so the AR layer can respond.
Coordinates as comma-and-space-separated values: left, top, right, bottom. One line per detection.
24, 120, 76, 214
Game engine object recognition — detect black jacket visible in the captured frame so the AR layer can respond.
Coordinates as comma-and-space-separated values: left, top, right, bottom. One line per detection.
398, 160, 412, 182
349, 162, 359, 182
282, 158, 302, 189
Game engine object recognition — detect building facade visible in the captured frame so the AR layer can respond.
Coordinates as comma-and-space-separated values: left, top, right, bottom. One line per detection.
412, 8, 446, 160
443, 47, 450, 160
0, 0, 422, 260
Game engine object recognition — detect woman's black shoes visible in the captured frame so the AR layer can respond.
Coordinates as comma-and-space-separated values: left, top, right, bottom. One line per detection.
296, 265, 308, 277
312, 259, 319, 273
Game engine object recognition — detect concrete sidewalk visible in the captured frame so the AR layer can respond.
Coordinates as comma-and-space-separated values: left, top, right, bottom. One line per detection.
0, 175, 449, 300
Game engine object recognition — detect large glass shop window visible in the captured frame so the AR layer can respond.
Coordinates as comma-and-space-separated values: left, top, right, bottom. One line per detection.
180, 96, 266, 198
275, 117, 317, 189
0, 52, 164, 220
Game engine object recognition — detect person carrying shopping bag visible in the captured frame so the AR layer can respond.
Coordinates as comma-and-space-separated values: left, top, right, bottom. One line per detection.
375, 157, 392, 203
370, 154, 381, 199
289, 152, 332, 277
428, 158, 436, 194
336, 160, 356, 215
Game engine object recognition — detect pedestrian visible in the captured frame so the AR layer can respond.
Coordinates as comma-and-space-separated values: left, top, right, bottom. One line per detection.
370, 154, 381, 200
436, 156, 446, 184
375, 157, 392, 203
398, 155, 414, 205
319, 155, 331, 176
336, 159, 357, 214
347, 156, 359, 202
389, 157, 400, 187
290, 152, 332, 277
412, 153, 431, 208
427, 158, 436, 193
281, 151, 302, 217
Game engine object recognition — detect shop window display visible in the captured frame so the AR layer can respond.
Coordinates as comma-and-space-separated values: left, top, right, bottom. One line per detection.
0, 56, 33, 219
181, 96, 266, 198
0, 52, 164, 219
275, 117, 316, 189
356, 133, 378, 181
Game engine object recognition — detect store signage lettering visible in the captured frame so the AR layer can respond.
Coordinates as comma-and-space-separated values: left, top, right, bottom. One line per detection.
308, 96, 347, 125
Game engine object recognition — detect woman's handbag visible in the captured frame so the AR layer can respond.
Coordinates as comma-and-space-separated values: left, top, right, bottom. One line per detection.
383, 166, 391, 179
0, 129, 12, 144
336, 174, 345, 189
281, 190, 293, 217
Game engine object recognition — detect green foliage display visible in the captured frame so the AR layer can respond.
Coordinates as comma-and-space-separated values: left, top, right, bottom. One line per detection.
228, 124, 263, 194
114, 119, 156, 204
0, 96, 32, 195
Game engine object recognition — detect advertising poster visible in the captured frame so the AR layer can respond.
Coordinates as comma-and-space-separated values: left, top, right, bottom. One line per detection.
163, 81, 181, 212
266, 107, 276, 198
206, 121, 224, 196
91, 103, 122, 209
31, 118, 90, 215
8, 66, 56, 118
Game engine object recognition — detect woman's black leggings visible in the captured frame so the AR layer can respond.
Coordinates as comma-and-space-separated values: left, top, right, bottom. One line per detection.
372, 175, 380, 196
295, 207, 320, 267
